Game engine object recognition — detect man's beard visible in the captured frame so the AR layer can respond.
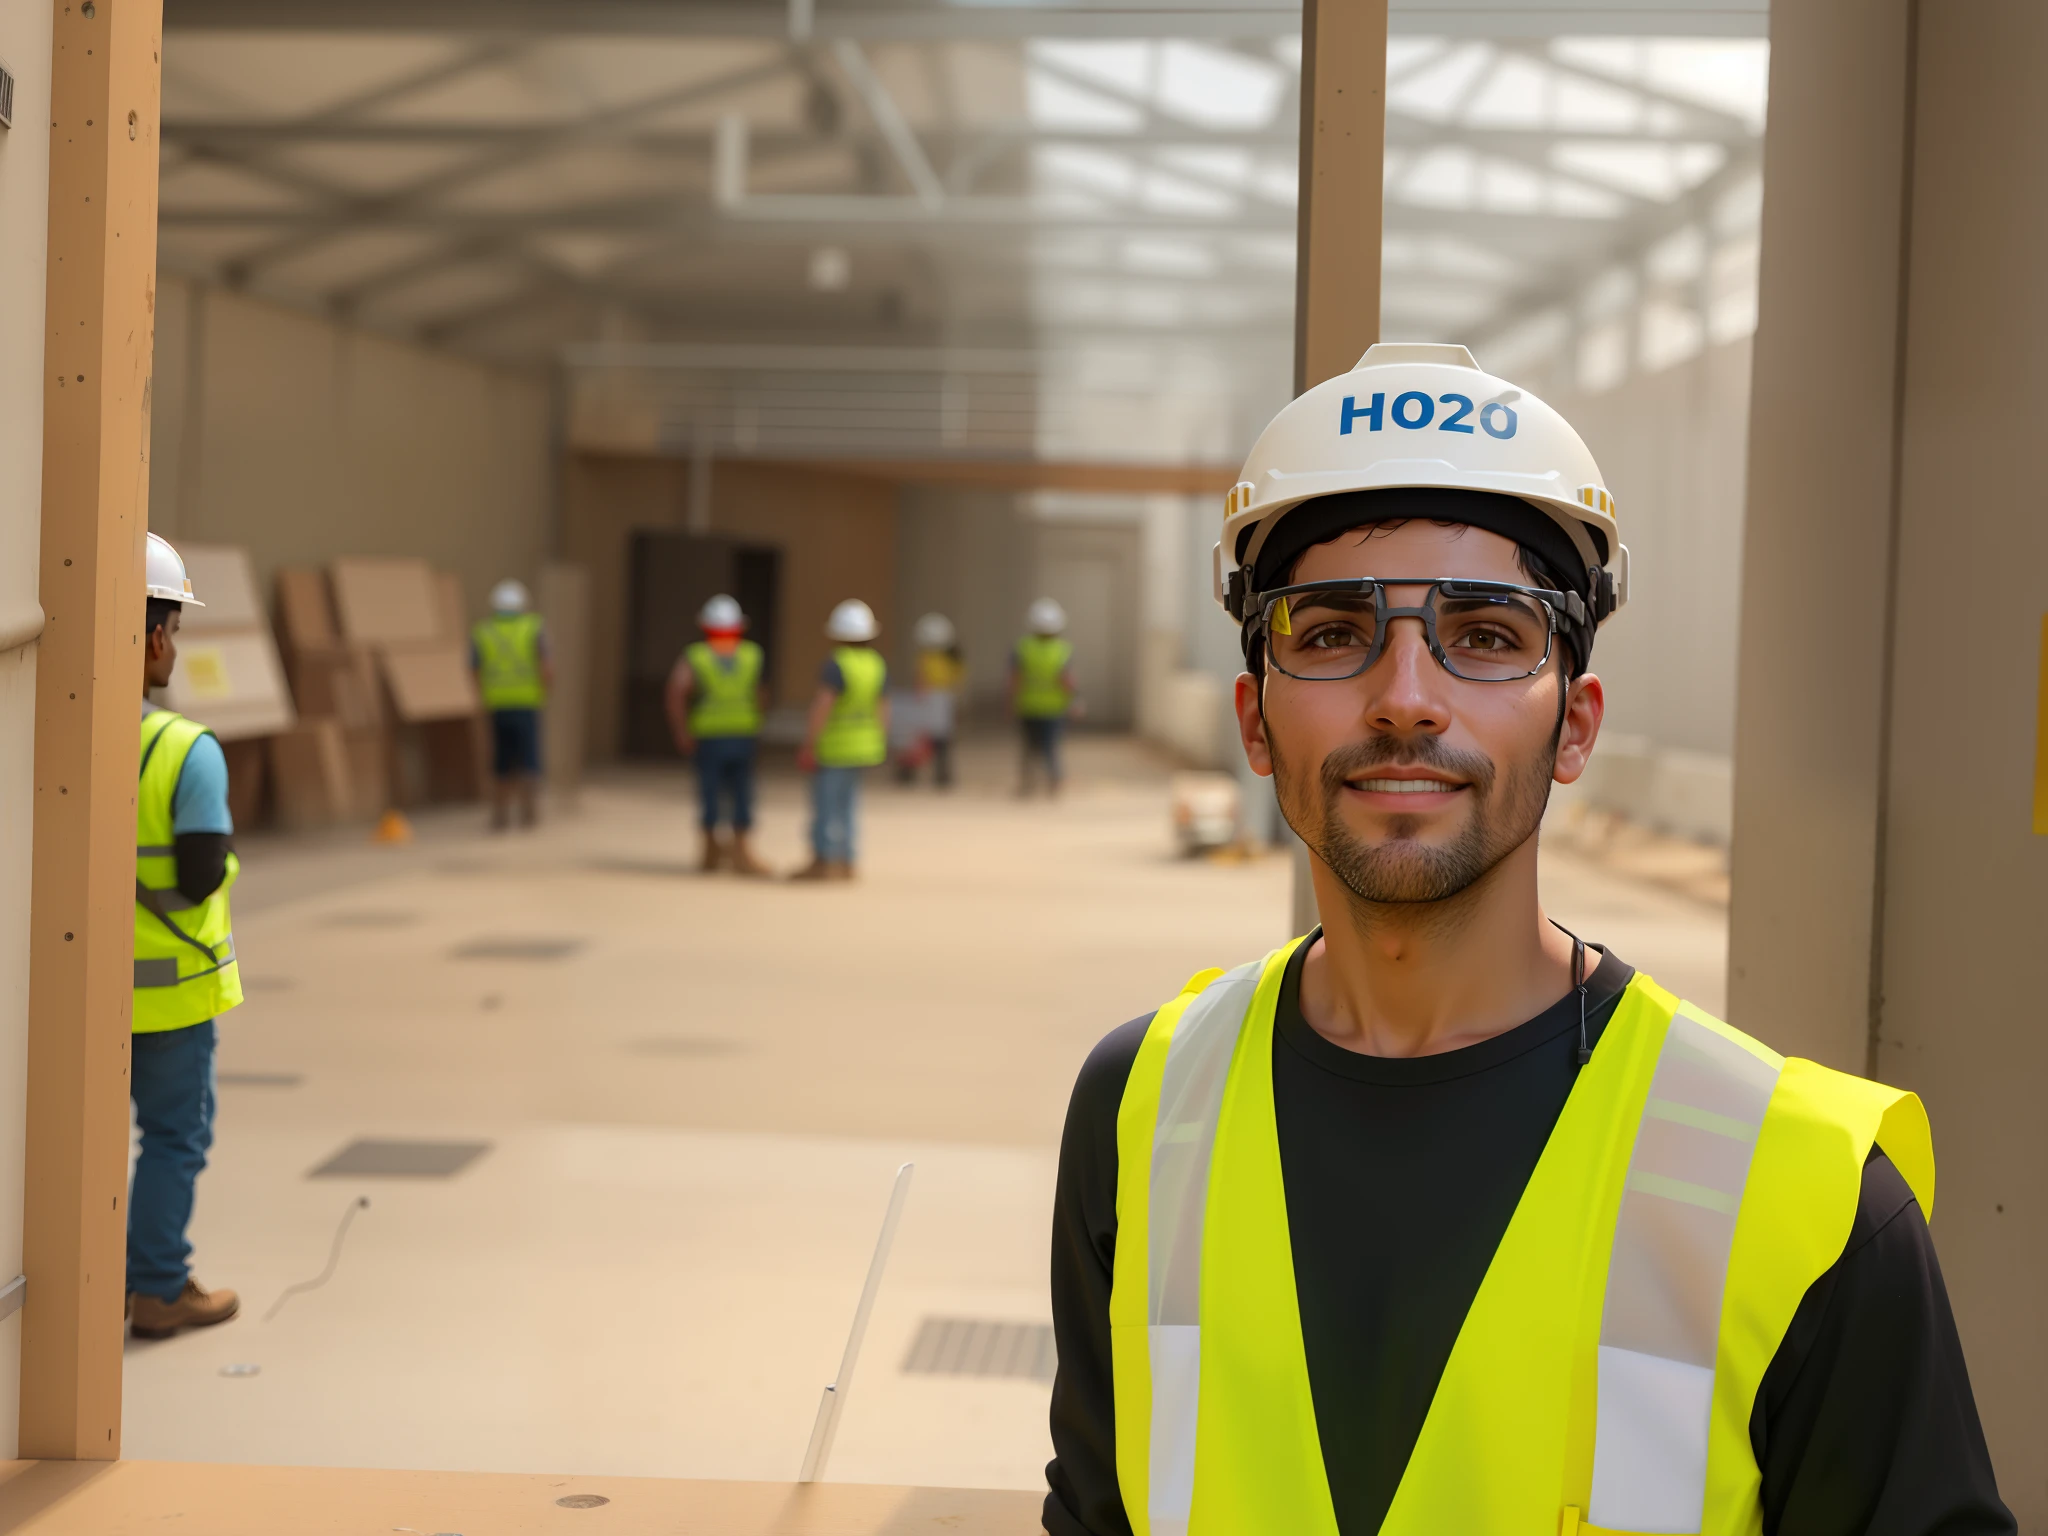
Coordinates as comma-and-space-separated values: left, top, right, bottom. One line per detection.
1272, 730, 1553, 907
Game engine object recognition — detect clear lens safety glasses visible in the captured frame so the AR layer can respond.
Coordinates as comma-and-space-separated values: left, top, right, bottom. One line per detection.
1255, 578, 1566, 683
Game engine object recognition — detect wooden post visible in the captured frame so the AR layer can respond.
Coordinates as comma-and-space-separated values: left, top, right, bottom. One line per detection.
1294, 0, 1387, 394
1288, 0, 1387, 930
22, 0, 164, 1459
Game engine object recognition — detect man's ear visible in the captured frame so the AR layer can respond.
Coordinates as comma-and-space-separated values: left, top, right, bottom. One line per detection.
1552, 670, 1605, 785
1234, 672, 1274, 778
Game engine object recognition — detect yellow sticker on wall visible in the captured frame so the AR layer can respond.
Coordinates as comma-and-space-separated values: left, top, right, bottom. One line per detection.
180, 645, 232, 701
2035, 616, 2048, 834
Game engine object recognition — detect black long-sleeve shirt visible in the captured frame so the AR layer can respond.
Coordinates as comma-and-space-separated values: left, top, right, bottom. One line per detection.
1045, 943, 2012, 1536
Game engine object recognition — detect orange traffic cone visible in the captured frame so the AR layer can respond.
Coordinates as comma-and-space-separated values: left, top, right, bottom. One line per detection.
372, 809, 413, 845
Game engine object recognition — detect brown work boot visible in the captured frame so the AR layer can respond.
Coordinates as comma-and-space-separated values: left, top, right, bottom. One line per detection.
727, 833, 769, 876
699, 832, 728, 873
129, 1279, 240, 1339
827, 860, 856, 881
786, 858, 835, 881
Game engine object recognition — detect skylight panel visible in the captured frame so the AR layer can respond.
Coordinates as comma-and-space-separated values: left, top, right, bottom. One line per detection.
1027, 71, 1143, 132
1139, 169, 1236, 218
1031, 40, 1151, 99
1550, 73, 1641, 132
1551, 142, 1726, 202
1156, 146, 1253, 188
1466, 54, 1551, 128
1387, 43, 1492, 123
1034, 144, 1138, 201
1155, 41, 1284, 129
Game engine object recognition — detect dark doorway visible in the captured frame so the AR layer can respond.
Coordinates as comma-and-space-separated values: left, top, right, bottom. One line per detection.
622, 532, 782, 759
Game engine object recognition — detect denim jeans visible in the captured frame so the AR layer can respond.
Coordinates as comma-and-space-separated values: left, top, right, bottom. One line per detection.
1021, 716, 1065, 789
811, 766, 862, 863
695, 735, 757, 831
128, 1019, 217, 1302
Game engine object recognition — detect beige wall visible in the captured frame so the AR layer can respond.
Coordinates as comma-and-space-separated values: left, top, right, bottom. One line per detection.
0, 0, 54, 1460
562, 454, 898, 759
1732, 0, 2045, 1511
1541, 338, 1754, 762
148, 274, 552, 625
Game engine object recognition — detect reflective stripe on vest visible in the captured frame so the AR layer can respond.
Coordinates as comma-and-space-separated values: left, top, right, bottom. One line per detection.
817, 646, 887, 767
135, 710, 244, 1033
1014, 635, 1073, 718
1110, 943, 1934, 1536
687, 639, 764, 738
473, 613, 546, 710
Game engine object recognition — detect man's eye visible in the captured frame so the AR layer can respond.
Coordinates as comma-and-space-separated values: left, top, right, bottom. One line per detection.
1302, 625, 1364, 650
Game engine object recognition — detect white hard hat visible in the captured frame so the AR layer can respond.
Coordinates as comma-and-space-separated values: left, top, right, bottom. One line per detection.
699, 593, 745, 631
490, 579, 530, 614
826, 598, 879, 643
145, 532, 204, 607
914, 612, 956, 650
1217, 342, 1628, 623
1026, 597, 1067, 636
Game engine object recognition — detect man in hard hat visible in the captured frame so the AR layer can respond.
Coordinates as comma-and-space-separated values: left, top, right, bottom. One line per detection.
665, 593, 769, 874
471, 579, 552, 831
792, 599, 889, 880
1011, 597, 1080, 797
130, 532, 243, 1339
1043, 345, 2010, 1535
902, 611, 963, 789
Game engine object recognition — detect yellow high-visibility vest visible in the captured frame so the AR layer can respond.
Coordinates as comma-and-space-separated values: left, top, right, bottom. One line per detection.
134, 710, 243, 1033
472, 612, 546, 710
1014, 635, 1074, 719
1110, 939, 1933, 1536
686, 639, 764, 738
817, 645, 887, 767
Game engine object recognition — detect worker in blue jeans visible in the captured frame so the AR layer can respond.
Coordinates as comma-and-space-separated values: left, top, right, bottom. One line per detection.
130, 533, 242, 1339
666, 593, 770, 874
792, 599, 890, 880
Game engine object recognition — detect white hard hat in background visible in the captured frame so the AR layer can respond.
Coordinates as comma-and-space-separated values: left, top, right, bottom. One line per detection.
826, 598, 879, 643
1217, 342, 1628, 621
1026, 597, 1067, 636
914, 612, 956, 650
699, 593, 745, 631
145, 532, 204, 607
491, 579, 531, 614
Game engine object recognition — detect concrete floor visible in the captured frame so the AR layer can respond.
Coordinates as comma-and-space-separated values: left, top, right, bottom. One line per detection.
121, 734, 1726, 1491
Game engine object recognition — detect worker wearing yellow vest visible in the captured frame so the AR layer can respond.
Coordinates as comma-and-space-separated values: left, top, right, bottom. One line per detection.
1012, 597, 1081, 797
665, 593, 769, 875
470, 578, 552, 831
1043, 346, 2010, 1536
792, 599, 889, 881
129, 533, 243, 1340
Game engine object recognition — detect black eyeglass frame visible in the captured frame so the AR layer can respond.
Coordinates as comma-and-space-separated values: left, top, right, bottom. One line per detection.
1248, 576, 1590, 684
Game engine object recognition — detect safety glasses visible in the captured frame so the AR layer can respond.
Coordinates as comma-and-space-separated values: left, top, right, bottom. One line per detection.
1252, 578, 1577, 683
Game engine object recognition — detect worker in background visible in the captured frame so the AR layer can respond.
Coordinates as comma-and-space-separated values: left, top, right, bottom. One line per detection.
1044, 345, 2011, 1535
470, 579, 552, 832
905, 611, 963, 789
1011, 597, 1080, 797
792, 599, 889, 881
666, 593, 769, 875
130, 532, 243, 1340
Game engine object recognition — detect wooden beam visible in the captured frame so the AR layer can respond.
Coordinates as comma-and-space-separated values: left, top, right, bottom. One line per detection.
23, 0, 165, 1459
1295, 0, 1387, 393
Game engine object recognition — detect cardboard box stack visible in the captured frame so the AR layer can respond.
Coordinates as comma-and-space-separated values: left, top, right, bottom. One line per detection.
272, 557, 487, 827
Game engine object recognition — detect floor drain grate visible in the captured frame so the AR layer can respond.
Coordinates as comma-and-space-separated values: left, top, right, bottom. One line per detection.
309, 1139, 491, 1179
450, 937, 584, 961
902, 1317, 1056, 1382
